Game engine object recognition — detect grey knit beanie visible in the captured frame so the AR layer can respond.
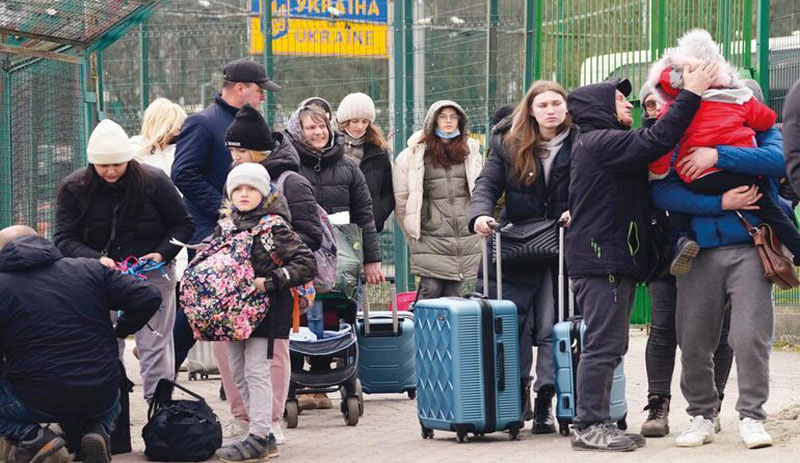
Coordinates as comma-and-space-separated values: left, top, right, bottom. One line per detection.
226, 162, 271, 198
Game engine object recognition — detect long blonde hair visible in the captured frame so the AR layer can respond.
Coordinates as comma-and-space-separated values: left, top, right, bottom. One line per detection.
138, 98, 187, 156
504, 81, 571, 185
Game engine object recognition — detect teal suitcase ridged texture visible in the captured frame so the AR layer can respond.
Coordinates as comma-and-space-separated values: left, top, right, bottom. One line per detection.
415, 297, 521, 441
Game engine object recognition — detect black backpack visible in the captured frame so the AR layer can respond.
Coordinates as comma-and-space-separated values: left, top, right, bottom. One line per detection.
142, 379, 222, 461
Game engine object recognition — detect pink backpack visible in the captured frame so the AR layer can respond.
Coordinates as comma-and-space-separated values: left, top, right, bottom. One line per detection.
181, 215, 279, 341
274, 171, 337, 294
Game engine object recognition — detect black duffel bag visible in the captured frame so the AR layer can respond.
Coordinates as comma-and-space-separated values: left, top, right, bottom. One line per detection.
142, 379, 222, 461
488, 217, 558, 263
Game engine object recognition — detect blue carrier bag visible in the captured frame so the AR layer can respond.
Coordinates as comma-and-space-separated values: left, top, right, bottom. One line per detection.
414, 226, 522, 442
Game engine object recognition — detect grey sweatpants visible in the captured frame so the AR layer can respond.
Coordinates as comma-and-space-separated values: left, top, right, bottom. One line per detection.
676, 245, 773, 421
228, 338, 272, 437
117, 264, 177, 401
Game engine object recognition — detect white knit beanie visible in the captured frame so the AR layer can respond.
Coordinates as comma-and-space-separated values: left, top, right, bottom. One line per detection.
87, 119, 133, 165
226, 163, 272, 198
336, 92, 376, 124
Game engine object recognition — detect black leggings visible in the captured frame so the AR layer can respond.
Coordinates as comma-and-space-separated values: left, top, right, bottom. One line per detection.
682, 171, 800, 257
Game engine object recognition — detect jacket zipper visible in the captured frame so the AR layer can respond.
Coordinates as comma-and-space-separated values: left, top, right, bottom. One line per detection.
446, 166, 464, 279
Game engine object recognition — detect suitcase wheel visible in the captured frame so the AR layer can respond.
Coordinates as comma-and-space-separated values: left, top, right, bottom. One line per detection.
407, 389, 416, 400
343, 396, 360, 426
558, 420, 570, 437
509, 425, 520, 441
284, 400, 299, 429
188, 371, 197, 381
456, 430, 468, 443
421, 426, 434, 439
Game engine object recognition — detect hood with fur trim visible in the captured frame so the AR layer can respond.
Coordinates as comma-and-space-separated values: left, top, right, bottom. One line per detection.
648, 29, 742, 101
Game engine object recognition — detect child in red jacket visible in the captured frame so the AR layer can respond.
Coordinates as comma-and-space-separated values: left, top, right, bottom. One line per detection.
648, 29, 800, 275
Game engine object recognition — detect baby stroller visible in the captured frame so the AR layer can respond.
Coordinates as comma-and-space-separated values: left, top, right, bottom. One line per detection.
285, 293, 363, 428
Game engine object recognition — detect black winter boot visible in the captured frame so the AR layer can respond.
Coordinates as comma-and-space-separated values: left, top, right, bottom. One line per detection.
521, 378, 533, 422
532, 384, 556, 434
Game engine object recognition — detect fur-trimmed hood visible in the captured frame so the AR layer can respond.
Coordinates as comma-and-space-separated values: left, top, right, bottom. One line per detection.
648, 29, 743, 101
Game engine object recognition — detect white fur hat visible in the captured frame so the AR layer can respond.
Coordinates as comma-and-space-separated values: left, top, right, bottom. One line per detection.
87, 119, 133, 165
336, 92, 376, 124
226, 162, 272, 198
647, 29, 740, 98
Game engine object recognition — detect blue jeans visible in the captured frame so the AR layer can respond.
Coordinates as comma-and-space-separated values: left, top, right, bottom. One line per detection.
0, 381, 120, 444
307, 300, 325, 340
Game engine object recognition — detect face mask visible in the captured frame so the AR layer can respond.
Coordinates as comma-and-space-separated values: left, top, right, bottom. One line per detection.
344, 128, 366, 140
435, 128, 461, 139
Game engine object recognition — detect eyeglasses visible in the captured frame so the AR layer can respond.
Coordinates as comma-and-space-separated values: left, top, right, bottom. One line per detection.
437, 114, 459, 122
643, 99, 660, 110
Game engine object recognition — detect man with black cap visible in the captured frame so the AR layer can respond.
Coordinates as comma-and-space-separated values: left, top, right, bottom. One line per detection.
564, 63, 716, 452
171, 59, 280, 370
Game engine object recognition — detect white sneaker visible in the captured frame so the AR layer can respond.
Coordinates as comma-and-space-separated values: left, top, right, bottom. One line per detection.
739, 417, 772, 449
676, 416, 715, 447
272, 420, 287, 445
222, 418, 249, 444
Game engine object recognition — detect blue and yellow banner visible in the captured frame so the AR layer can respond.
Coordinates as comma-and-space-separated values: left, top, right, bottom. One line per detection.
249, 0, 389, 58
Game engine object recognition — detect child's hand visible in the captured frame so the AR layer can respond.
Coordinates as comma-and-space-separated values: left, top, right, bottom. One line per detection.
255, 277, 267, 292
678, 147, 718, 181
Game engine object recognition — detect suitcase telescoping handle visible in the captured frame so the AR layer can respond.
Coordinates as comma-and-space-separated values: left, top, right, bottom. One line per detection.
557, 217, 573, 322
361, 276, 400, 336
481, 222, 503, 300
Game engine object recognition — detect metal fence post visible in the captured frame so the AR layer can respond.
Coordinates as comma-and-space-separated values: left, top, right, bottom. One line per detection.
485, 0, 498, 135
139, 23, 149, 114
1, 69, 12, 227
261, 0, 274, 126
756, 0, 770, 101
392, 0, 412, 293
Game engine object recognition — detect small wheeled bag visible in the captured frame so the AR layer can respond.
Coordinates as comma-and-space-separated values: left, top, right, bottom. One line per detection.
142, 379, 222, 461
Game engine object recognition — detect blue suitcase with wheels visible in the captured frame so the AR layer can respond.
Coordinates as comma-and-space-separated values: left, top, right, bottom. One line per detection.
415, 228, 522, 442
553, 223, 627, 436
356, 296, 417, 398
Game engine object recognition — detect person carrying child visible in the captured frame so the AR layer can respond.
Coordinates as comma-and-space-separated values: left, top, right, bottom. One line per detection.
182, 162, 316, 463
646, 29, 800, 275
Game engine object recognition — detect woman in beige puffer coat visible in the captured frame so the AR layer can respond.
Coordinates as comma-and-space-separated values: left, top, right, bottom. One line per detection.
393, 100, 483, 298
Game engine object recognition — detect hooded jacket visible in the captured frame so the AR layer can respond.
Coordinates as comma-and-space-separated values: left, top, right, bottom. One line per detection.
54, 163, 195, 263
0, 235, 161, 415
285, 109, 381, 263
784, 80, 800, 196
566, 79, 701, 280
394, 100, 483, 280
260, 131, 323, 251
172, 94, 239, 243
216, 190, 316, 339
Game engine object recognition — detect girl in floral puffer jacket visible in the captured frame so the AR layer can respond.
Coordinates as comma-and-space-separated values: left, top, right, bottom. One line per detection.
183, 162, 315, 463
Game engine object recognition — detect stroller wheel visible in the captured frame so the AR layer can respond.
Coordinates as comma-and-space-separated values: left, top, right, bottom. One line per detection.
285, 400, 299, 429
343, 396, 360, 426
355, 379, 364, 416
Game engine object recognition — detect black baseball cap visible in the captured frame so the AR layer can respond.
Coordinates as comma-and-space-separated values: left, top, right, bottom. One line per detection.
223, 59, 281, 91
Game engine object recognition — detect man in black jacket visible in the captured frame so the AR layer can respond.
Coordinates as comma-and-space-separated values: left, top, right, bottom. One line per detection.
565, 64, 716, 452
0, 226, 161, 463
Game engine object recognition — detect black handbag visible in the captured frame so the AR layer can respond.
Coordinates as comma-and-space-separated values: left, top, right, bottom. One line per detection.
488, 217, 558, 263
142, 379, 222, 462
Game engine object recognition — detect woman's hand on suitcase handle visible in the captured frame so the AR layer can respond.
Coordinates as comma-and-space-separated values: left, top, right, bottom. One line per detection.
365, 262, 386, 284
474, 216, 497, 236
558, 211, 571, 228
